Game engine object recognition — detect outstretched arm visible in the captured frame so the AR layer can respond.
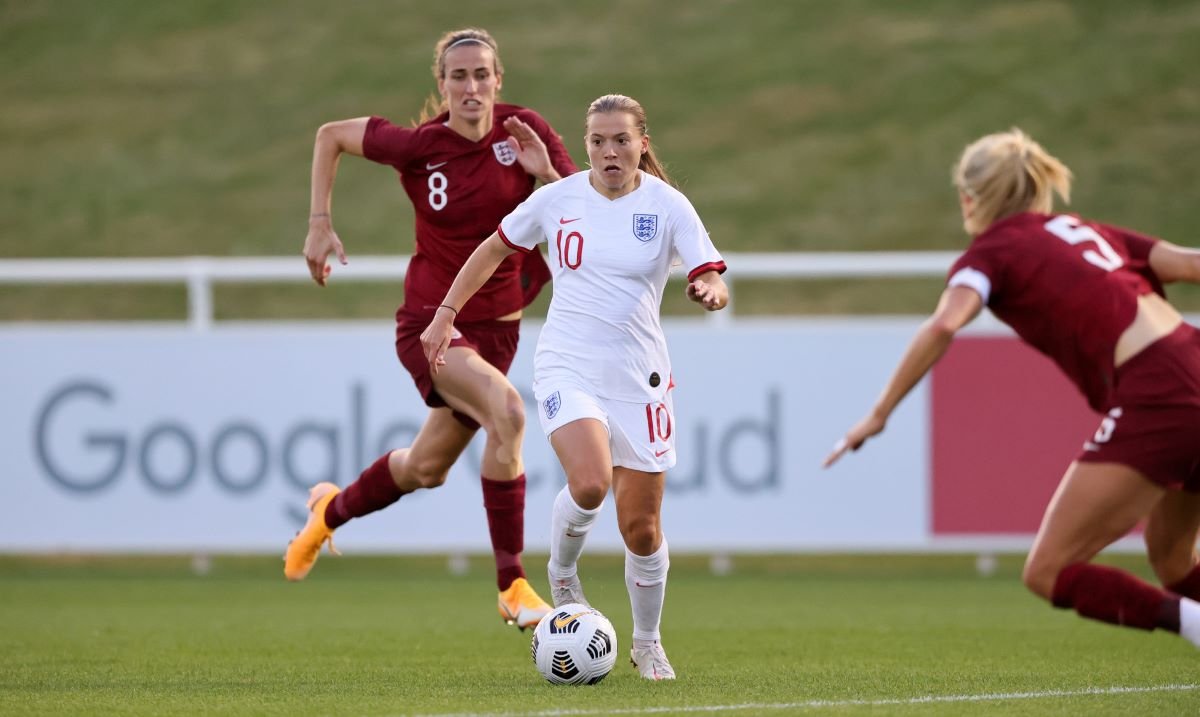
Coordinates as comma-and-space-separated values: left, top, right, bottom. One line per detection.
823, 286, 983, 467
303, 118, 369, 286
420, 233, 517, 372
1148, 241, 1200, 284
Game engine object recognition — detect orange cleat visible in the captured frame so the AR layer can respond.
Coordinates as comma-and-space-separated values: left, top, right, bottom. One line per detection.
283, 482, 341, 581
498, 577, 552, 631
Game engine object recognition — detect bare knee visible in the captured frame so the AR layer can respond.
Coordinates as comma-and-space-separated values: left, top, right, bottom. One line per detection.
1021, 552, 1062, 602
404, 454, 453, 489
620, 515, 660, 556
568, 476, 609, 510
502, 389, 526, 435
480, 388, 525, 442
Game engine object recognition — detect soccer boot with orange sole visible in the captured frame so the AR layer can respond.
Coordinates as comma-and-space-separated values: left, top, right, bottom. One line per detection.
498, 577, 552, 631
283, 482, 341, 581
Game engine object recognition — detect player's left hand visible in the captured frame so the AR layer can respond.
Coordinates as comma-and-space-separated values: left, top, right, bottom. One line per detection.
822, 413, 886, 468
504, 116, 555, 182
686, 279, 726, 311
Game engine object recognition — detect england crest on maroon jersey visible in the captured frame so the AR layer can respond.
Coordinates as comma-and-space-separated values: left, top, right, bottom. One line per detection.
633, 214, 658, 242
492, 140, 517, 166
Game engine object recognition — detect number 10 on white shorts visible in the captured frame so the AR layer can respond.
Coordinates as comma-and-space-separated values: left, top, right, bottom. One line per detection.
535, 384, 677, 473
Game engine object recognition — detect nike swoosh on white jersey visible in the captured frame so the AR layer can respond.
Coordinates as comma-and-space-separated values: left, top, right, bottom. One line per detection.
426, 161, 448, 170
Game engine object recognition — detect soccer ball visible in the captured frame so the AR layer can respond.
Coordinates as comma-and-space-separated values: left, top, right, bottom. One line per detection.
530, 603, 618, 685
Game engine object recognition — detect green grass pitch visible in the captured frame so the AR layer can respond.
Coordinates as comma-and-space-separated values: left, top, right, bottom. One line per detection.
3, 553, 1197, 715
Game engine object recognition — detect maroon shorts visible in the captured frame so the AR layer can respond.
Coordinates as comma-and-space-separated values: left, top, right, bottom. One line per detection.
394, 310, 521, 430
1077, 322, 1200, 491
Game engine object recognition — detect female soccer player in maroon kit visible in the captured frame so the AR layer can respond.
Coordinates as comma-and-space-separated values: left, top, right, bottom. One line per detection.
826, 128, 1200, 646
285, 28, 577, 631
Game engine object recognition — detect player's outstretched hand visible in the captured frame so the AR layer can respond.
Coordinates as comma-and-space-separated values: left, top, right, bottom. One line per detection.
503, 116, 554, 182
686, 278, 727, 311
303, 219, 348, 287
420, 307, 457, 375
822, 413, 886, 468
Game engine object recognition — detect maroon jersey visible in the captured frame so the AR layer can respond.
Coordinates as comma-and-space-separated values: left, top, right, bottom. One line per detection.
947, 212, 1164, 412
363, 103, 577, 322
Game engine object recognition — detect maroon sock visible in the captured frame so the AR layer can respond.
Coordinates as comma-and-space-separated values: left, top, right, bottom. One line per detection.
324, 453, 408, 530
1052, 562, 1180, 632
481, 474, 528, 591
1166, 563, 1200, 600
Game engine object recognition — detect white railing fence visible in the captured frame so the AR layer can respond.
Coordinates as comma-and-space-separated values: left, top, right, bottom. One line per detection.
0, 252, 957, 330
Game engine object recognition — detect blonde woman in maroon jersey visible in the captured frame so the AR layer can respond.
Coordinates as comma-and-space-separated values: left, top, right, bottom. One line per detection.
285, 28, 578, 631
826, 128, 1200, 647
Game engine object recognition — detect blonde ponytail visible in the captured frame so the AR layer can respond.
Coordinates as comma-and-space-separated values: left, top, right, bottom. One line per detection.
953, 128, 1073, 235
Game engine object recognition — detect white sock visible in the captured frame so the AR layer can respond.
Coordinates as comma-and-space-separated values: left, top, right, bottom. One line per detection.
548, 486, 601, 580
1179, 597, 1200, 647
626, 537, 670, 642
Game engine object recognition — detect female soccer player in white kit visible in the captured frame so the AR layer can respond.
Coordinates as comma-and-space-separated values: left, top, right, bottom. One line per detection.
422, 94, 728, 680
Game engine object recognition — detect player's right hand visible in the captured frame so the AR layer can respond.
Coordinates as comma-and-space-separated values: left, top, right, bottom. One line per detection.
302, 221, 348, 287
503, 116, 554, 182
420, 309, 456, 375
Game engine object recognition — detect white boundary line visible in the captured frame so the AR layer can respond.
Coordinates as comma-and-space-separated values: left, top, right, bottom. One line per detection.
414, 684, 1199, 717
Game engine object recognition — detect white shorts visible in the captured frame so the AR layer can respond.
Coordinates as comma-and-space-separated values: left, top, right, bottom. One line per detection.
534, 380, 677, 473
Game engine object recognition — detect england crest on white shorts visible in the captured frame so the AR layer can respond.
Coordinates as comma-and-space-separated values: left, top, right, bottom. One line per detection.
633, 214, 658, 241
542, 391, 561, 419
493, 140, 517, 166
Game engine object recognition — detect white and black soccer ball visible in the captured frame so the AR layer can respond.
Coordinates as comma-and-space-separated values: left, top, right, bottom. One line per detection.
530, 603, 618, 685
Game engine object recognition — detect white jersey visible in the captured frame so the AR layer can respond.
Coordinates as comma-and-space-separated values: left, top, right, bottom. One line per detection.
498, 170, 725, 402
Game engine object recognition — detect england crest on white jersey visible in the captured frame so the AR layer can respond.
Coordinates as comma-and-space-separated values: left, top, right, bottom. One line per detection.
493, 140, 517, 166
497, 171, 725, 402
633, 214, 658, 242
